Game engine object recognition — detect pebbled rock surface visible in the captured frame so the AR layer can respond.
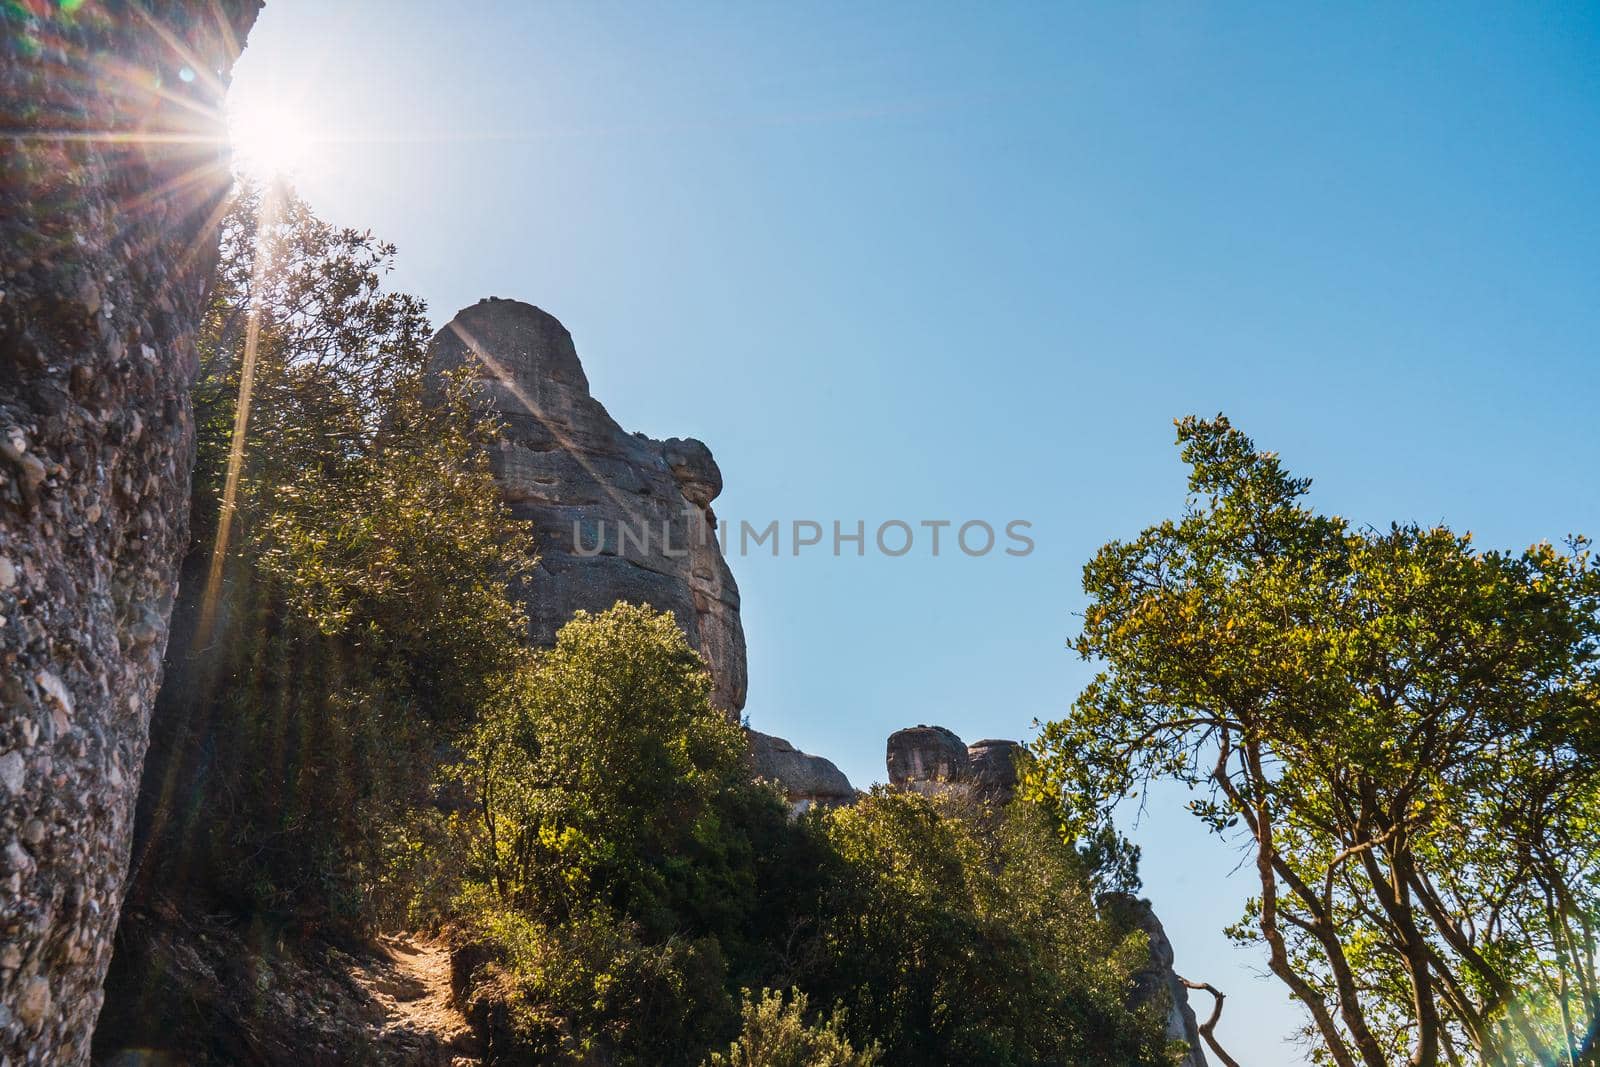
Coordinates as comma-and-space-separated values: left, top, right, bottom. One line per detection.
747, 729, 855, 812
0, 3, 258, 1062
427, 298, 747, 716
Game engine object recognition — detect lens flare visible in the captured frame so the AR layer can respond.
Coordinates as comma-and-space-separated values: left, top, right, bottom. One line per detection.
228, 99, 312, 176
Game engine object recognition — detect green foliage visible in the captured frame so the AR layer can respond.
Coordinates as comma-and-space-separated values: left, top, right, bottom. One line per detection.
460, 899, 733, 1066
705, 988, 879, 1067
133, 184, 1225, 1065
1030, 415, 1600, 1066
463, 603, 749, 934
135, 182, 534, 928
450, 605, 760, 1062
452, 606, 1171, 1066
803, 789, 1173, 1067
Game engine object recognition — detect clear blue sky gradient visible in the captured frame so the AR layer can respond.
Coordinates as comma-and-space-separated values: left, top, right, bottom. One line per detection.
229, 4, 1600, 1060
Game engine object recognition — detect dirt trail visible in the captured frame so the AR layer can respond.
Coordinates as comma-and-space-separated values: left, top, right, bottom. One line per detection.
353, 934, 481, 1064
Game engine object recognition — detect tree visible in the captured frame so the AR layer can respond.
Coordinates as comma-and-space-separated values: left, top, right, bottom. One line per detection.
1030, 416, 1600, 1066
464, 603, 750, 934
128, 183, 535, 927
454, 604, 758, 1065
806, 789, 1173, 1066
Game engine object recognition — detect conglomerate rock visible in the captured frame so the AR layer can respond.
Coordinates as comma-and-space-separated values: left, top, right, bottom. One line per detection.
886, 725, 971, 793
0, 3, 259, 1061
426, 298, 747, 716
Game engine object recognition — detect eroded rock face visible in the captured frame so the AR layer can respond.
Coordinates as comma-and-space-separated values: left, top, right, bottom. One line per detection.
0, 4, 259, 1061
747, 729, 855, 812
965, 738, 1025, 799
886, 726, 1024, 805
427, 298, 747, 715
886, 726, 970, 793
1100, 894, 1210, 1067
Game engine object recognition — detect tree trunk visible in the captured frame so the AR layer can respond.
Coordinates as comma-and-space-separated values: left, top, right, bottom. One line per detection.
0, 2, 259, 1061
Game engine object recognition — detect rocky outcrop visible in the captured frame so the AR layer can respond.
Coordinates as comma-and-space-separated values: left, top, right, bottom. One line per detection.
886, 726, 1025, 805
886, 725, 970, 792
966, 738, 1025, 799
0, 4, 258, 1062
747, 729, 855, 812
1100, 894, 1209, 1067
427, 299, 747, 716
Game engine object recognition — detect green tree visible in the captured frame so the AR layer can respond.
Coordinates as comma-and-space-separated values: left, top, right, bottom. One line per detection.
806, 789, 1173, 1066
130, 182, 534, 927
464, 603, 750, 935
1031, 416, 1600, 1066
453, 604, 765, 1064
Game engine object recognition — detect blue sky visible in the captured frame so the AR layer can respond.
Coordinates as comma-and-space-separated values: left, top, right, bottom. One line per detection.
229, 3, 1600, 1060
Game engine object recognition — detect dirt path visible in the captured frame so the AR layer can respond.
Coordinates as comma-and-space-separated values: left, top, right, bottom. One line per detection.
354, 934, 482, 1065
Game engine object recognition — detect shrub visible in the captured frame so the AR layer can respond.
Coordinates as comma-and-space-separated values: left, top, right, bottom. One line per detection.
705, 988, 878, 1067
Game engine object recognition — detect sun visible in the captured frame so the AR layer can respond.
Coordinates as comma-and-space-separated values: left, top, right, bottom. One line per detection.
227, 98, 314, 178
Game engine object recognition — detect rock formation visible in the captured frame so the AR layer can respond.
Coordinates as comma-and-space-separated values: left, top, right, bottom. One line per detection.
747, 729, 856, 812
0, 4, 258, 1062
966, 737, 1026, 800
427, 298, 747, 716
886, 725, 1025, 805
1100, 893, 1210, 1067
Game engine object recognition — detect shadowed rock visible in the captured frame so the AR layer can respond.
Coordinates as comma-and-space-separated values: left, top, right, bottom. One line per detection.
0, 4, 259, 1060
1099, 894, 1210, 1067
887, 726, 1025, 805
966, 738, 1024, 800
748, 729, 856, 812
886, 725, 971, 793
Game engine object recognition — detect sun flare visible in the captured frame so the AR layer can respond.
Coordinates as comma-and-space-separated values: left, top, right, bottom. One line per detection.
228, 99, 314, 177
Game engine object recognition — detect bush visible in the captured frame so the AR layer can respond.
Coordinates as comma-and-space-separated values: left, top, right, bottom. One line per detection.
458, 900, 734, 1066
705, 988, 878, 1067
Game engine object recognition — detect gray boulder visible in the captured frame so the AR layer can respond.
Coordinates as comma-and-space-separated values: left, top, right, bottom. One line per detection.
886, 725, 971, 794
966, 738, 1025, 803
887, 726, 1026, 805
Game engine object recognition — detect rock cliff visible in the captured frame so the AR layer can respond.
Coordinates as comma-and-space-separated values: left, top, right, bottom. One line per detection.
0, 4, 258, 1062
1101, 893, 1211, 1067
427, 299, 747, 716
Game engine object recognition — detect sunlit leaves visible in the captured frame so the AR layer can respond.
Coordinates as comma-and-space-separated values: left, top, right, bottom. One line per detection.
1032, 414, 1600, 1065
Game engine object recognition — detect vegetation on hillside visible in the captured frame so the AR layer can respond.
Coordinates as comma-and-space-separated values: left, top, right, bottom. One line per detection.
104, 179, 1600, 1067
105, 188, 1178, 1066
443, 604, 1173, 1065
127, 181, 534, 929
